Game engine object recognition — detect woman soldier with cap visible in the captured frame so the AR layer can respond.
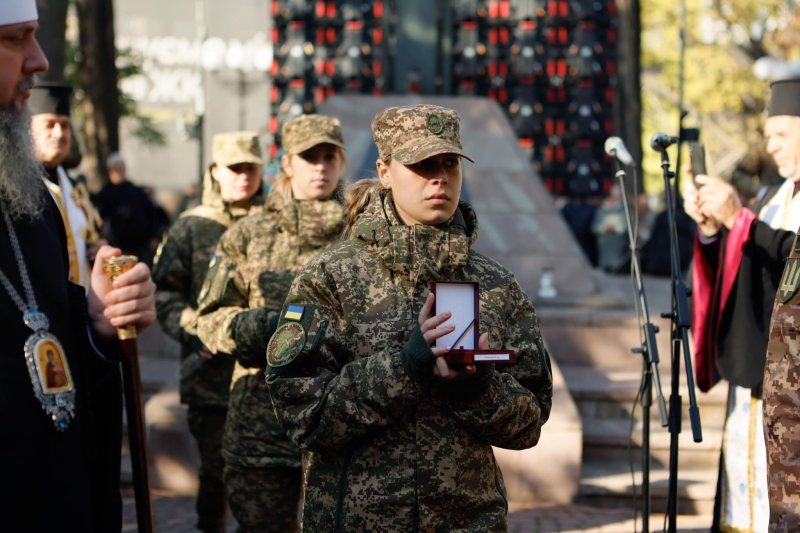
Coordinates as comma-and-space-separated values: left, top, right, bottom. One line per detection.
153, 131, 266, 533
195, 114, 348, 533
266, 104, 553, 531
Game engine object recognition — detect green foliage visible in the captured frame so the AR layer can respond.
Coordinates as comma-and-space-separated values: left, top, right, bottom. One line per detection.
640, 0, 800, 193
116, 47, 167, 147
64, 30, 166, 148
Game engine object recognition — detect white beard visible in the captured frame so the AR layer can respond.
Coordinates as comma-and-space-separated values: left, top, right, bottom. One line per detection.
0, 101, 47, 221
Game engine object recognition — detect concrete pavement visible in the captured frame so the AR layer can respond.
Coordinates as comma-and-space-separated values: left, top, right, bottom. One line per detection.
122, 489, 711, 532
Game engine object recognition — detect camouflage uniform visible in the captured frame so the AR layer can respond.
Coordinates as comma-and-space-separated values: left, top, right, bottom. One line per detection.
266, 105, 553, 532
196, 115, 347, 533
764, 234, 800, 530
153, 131, 265, 533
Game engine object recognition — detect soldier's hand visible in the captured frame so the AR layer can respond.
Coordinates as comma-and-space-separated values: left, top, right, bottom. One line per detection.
88, 245, 156, 339
418, 292, 457, 357
432, 333, 485, 380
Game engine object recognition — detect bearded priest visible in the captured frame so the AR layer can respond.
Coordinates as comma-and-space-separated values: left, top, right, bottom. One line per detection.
0, 2, 156, 532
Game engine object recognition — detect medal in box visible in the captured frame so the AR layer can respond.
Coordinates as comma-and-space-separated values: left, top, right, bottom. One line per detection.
432, 281, 517, 365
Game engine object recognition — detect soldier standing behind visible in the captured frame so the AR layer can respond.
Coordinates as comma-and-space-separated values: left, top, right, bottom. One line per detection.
266, 105, 553, 532
153, 132, 266, 533
196, 114, 348, 533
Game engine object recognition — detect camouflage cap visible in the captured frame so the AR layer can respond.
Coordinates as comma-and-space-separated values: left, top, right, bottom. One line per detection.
281, 114, 347, 155
371, 104, 474, 165
211, 131, 264, 168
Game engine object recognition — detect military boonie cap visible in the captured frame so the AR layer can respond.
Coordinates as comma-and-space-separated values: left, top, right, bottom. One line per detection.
281, 114, 347, 155
371, 104, 474, 165
212, 131, 264, 168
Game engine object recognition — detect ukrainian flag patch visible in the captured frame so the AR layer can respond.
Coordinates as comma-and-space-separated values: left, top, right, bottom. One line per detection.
284, 305, 305, 321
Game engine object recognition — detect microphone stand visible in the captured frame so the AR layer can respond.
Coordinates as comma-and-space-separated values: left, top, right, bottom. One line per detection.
657, 147, 703, 533
616, 165, 668, 533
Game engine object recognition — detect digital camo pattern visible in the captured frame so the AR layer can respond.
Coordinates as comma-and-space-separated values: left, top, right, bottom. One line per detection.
281, 114, 347, 155
153, 169, 265, 407
195, 191, 344, 468
224, 464, 302, 533
267, 190, 553, 532
211, 131, 263, 168
765, 233, 800, 531
186, 406, 229, 533
371, 104, 475, 165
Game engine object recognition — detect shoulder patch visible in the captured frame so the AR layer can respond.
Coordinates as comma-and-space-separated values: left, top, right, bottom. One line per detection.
153, 240, 166, 266
267, 322, 307, 368
199, 255, 222, 302
284, 305, 305, 321
779, 257, 800, 304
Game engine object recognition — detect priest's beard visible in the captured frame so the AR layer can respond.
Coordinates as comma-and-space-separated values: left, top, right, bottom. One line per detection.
0, 101, 47, 221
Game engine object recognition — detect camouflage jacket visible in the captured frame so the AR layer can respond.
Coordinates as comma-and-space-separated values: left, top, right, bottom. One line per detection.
195, 192, 344, 467
764, 234, 800, 530
153, 171, 265, 407
266, 191, 553, 532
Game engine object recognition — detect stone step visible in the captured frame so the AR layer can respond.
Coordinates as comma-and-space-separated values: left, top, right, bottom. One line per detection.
583, 418, 722, 470
560, 361, 726, 471
562, 365, 729, 431
577, 459, 717, 516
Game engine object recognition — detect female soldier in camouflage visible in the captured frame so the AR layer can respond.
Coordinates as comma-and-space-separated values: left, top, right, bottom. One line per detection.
153, 131, 266, 533
266, 104, 554, 532
195, 115, 348, 533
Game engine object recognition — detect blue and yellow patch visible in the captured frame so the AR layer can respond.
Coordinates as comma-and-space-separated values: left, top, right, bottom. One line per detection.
284, 305, 305, 321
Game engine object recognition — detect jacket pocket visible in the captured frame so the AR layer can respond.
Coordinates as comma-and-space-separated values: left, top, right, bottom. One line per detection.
492, 454, 508, 513
333, 450, 355, 532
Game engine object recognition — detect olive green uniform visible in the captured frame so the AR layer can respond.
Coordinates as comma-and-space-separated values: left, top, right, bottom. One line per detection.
266, 104, 553, 532
196, 189, 344, 533
153, 132, 265, 533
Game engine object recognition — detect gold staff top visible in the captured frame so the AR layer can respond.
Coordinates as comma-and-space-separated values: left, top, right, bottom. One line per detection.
102, 255, 138, 340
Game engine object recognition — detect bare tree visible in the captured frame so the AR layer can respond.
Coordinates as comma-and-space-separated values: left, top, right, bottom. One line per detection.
75, 0, 119, 192
35, 0, 69, 81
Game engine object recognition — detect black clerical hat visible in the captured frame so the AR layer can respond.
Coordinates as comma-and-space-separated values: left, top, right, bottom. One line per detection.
768, 79, 800, 118
28, 82, 72, 116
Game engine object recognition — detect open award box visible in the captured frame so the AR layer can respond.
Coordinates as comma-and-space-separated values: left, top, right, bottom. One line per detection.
432, 281, 517, 365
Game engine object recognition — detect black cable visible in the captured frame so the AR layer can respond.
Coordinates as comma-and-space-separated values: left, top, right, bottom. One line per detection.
627, 165, 647, 533
629, 368, 645, 532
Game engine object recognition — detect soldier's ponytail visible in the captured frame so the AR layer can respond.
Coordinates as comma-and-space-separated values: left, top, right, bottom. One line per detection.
343, 178, 385, 239
272, 164, 293, 201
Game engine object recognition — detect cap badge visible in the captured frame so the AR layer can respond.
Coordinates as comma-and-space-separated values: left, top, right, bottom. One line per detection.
427, 114, 444, 135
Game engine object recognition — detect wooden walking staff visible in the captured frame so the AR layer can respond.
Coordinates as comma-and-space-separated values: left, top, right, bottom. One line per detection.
103, 255, 156, 533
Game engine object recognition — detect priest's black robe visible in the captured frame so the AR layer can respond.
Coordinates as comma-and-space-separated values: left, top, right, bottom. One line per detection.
0, 196, 123, 532
693, 182, 795, 392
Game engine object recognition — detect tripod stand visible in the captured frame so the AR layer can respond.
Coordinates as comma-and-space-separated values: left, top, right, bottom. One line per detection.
616, 165, 668, 533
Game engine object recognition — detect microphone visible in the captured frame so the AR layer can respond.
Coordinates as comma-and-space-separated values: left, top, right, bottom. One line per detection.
649, 132, 680, 152
604, 136, 636, 167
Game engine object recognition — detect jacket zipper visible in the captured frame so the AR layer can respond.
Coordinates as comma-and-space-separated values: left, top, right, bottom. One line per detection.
333, 450, 354, 532
493, 456, 508, 512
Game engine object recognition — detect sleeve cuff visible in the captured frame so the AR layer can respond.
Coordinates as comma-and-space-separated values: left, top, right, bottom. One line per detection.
698, 231, 720, 245
433, 365, 495, 401
86, 322, 121, 363
400, 324, 436, 383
